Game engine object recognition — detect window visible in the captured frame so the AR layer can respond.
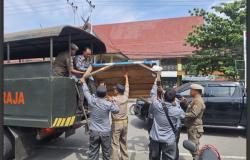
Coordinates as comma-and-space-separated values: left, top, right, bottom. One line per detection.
179, 89, 190, 96
207, 86, 236, 97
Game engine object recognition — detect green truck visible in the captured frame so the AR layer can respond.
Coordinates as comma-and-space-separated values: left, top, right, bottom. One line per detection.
3, 26, 106, 160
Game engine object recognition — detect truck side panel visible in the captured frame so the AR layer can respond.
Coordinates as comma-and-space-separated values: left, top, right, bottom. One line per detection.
4, 78, 51, 128
4, 62, 50, 79
4, 62, 78, 129
51, 78, 78, 128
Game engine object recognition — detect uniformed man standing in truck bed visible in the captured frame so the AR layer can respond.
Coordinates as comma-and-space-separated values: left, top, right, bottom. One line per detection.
53, 43, 85, 77
74, 47, 96, 94
111, 72, 129, 160
183, 84, 206, 159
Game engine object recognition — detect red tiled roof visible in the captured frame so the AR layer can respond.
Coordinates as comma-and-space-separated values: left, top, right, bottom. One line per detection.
93, 16, 203, 60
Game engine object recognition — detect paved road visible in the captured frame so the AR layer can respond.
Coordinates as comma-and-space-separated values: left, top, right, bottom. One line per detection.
27, 102, 246, 160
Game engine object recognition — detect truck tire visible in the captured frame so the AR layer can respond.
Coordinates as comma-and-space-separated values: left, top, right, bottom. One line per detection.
4, 131, 13, 160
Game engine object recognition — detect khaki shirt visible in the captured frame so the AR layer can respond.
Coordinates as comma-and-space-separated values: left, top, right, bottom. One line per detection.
53, 51, 71, 77
184, 95, 206, 128
111, 84, 129, 120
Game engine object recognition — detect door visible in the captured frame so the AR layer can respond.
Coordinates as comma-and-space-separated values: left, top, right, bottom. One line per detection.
205, 84, 241, 126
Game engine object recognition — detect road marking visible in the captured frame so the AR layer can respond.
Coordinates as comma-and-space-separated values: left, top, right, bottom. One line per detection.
37, 145, 246, 159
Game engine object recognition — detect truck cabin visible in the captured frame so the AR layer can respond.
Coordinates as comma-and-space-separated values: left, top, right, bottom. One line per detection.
3, 26, 106, 129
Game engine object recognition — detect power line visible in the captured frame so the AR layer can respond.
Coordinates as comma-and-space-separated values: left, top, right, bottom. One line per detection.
4, 4, 207, 15
67, 0, 78, 25
4, 0, 216, 16
4, 0, 211, 10
4, 1, 202, 9
84, 0, 95, 33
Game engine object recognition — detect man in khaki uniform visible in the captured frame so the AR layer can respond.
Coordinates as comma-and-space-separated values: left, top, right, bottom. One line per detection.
183, 84, 206, 159
53, 43, 85, 77
111, 73, 129, 160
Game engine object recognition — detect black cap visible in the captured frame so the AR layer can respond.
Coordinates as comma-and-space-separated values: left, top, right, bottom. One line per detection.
115, 84, 125, 94
164, 89, 176, 103
96, 86, 107, 98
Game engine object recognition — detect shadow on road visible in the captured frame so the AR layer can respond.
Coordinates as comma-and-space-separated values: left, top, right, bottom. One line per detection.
203, 128, 246, 138
130, 118, 149, 131
131, 115, 246, 138
26, 137, 89, 160
27, 147, 88, 160
179, 127, 246, 138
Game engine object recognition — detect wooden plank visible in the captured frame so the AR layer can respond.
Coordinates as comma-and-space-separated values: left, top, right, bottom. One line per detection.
94, 77, 155, 85
104, 84, 152, 91
91, 63, 156, 98
86, 65, 113, 78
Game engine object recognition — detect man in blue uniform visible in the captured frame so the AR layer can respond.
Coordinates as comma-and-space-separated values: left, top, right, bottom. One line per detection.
74, 47, 96, 94
81, 78, 119, 160
149, 78, 185, 160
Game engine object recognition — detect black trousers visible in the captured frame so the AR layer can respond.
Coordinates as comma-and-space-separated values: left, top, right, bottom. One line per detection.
86, 78, 96, 95
75, 78, 96, 110
88, 131, 111, 160
149, 138, 176, 160
175, 127, 182, 160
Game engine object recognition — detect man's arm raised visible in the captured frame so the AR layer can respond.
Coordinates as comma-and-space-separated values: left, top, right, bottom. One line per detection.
124, 72, 129, 97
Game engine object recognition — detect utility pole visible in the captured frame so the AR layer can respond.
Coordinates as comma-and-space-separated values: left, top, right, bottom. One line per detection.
85, 0, 95, 34
243, 31, 247, 88
67, 0, 78, 25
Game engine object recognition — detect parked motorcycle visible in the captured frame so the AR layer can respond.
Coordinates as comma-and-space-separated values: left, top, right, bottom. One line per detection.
183, 140, 221, 160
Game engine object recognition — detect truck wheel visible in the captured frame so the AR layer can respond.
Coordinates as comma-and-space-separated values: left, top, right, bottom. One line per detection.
4, 131, 13, 160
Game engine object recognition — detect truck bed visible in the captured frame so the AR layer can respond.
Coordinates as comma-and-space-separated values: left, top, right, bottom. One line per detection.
4, 62, 78, 128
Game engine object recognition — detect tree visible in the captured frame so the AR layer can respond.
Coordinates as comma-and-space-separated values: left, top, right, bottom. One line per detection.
185, 0, 246, 80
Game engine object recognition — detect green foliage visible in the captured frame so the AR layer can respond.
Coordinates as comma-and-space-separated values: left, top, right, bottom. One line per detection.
185, 0, 246, 80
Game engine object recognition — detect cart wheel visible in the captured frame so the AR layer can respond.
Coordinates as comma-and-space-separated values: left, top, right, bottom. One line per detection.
4, 131, 13, 160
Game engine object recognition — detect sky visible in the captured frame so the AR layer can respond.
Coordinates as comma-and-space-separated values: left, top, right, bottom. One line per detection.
4, 0, 233, 33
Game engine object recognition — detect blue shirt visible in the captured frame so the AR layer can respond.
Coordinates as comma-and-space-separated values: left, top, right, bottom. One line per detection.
149, 84, 185, 144
82, 83, 119, 133
73, 55, 94, 80
175, 98, 183, 129
73, 55, 92, 71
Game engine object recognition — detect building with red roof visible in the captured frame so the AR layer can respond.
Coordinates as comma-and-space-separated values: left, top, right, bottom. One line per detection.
93, 16, 203, 60
93, 16, 204, 88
